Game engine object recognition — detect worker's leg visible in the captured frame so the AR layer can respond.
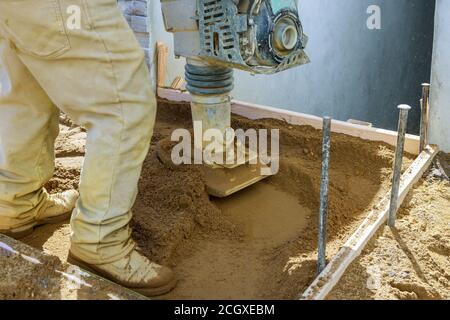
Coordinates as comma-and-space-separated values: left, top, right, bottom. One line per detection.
0, 33, 77, 237
0, 0, 158, 267
0, 0, 155, 263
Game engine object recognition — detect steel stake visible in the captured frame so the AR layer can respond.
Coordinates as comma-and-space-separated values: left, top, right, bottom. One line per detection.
318, 117, 331, 274
388, 105, 411, 227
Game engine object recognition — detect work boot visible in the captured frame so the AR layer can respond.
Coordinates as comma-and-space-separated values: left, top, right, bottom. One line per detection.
0, 190, 78, 239
68, 249, 177, 297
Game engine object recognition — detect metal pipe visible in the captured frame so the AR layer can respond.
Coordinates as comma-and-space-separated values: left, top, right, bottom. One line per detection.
419, 83, 431, 153
318, 117, 331, 274
184, 60, 234, 153
419, 98, 424, 152
388, 105, 411, 228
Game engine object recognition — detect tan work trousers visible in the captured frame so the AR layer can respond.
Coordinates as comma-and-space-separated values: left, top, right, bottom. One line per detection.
0, 0, 156, 264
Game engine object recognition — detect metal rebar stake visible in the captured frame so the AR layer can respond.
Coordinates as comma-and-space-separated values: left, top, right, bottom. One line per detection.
388, 105, 411, 228
419, 83, 431, 153
318, 117, 331, 274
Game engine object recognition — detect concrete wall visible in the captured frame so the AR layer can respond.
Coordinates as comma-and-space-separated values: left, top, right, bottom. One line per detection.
430, 0, 450, 152
149, 0, 435, 134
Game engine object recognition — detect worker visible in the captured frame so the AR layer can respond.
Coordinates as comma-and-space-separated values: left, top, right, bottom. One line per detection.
0, 0, 176, 296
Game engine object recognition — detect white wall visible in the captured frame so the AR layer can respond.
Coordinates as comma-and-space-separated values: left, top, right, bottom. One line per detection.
430, 0, 450, 152
149, 1, 185, 89
150, 0, 435, 134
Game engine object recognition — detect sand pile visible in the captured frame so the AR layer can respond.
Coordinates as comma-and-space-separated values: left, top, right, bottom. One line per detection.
14, 99, 448, 300
329, 169, 450, 300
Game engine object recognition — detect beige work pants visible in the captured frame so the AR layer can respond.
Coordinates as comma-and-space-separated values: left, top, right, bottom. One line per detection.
0, 0, 156, 264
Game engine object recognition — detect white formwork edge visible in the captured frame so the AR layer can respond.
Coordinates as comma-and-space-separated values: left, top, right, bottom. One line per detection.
157, 88, 420, 155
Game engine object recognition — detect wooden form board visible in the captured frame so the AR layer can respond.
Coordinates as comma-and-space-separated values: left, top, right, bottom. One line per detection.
299, 145, 439, 300
156, 42, 169, 88
157, 88, 420, 155
170, 76, 186, 90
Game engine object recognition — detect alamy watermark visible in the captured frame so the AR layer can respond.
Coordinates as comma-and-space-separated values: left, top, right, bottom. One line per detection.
66, 5, 82, 30
170, 121, 279, 176
367, 5, 382, 30
366, 265, 382, 290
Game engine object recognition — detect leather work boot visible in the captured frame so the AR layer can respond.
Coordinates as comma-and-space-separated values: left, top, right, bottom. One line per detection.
68, 249, 177, 297
0, 190, 79, 239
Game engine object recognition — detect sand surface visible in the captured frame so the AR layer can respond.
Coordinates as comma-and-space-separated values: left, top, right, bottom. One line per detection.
329, 169, 450, 300
7, 99, 448, 300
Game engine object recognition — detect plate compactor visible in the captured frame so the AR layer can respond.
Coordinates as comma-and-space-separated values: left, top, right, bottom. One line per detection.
158, 0, 309, 197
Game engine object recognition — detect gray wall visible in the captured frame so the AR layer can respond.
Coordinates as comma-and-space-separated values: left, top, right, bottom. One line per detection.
430, 0, 450, 152
150, 0, 435, 134
149, 1, 186, 89
118, 0, 151, 66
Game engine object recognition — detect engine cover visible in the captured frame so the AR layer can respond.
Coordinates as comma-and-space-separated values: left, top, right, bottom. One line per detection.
197, 0, 308, 73
160, 0, 309, 74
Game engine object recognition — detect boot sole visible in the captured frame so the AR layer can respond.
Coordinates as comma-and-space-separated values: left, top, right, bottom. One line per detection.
1, 211, 72, 239
67, 252, 177, 298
